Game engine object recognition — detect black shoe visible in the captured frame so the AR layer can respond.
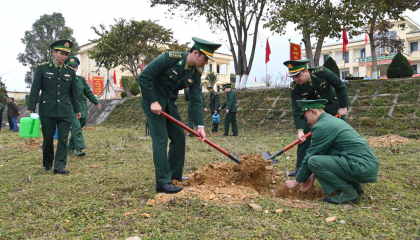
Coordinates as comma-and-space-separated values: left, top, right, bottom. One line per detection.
357, 190, 364, 195
222, 134, 228, 137
210, 130, 215, 133
43, 166, 52, 171
54, 168, 70, 175
287, 167, 300, 177
156, 183, 183, 194
76, 150, 86, 157
173, 177, 189, 181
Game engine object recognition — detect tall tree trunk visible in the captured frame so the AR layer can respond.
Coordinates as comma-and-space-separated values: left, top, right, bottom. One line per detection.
313, 35, 326, 66
369, 29, 378, 79
302, 29, 314, 67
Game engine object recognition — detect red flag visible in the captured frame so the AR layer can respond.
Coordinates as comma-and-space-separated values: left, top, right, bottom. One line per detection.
343, 26, 348, 54
141, 62, 145, 72
265, 39, 271, 64
365, 33, 368, 44
113, 69, 117, 84
255, 76, 257, 82
268, 74, 271, 80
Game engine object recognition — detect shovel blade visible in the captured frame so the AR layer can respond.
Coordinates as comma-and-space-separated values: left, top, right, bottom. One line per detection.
262, 151, 272, 160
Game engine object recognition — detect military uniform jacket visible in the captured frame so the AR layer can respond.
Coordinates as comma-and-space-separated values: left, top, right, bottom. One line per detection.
291, 66, 349, 130
296, 113, 379, 183
28, 61, 80, 117
221, 90, 237, 112
209, 92, 220, 112
0, 105, 4, 115
138, 52, 204, 126
71, 75, 99, 118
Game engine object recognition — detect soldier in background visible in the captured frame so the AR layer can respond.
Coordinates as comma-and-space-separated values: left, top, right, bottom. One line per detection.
219, 83, 238, 137
0, 100, 4, 131
207, 85, 220, 133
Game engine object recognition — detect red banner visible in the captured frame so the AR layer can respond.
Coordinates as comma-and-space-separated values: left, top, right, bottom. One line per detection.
359, 59, 392, 67
290, 43, 301, 60
92, 76, 104, 95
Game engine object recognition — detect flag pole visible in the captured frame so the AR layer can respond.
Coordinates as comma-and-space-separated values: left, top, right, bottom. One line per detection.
266, 37, 268, 87
289, 39, 291, 88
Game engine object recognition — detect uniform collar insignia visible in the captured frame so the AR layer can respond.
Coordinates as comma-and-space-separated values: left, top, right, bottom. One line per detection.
177, 60, 184, 66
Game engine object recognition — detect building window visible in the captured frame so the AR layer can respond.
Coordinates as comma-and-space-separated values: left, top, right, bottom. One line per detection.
209, 64, 213, 72
323, 54, 329, 62
413, 65, 418, 74
410, 42, 418, 53
343, 52, 349, 63
217, 64, 220, 74
341, 71, 350, 80
361, 49, 365, 58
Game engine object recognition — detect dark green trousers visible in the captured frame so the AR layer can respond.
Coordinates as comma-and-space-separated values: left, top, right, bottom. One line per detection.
296, 115, 346, 168
40, 116, 72, 169
145, 108, 186, 186
307, 155, 362, 194
68, 116, 87, 150
8, 116, 14, 130
224, 112, 238, 136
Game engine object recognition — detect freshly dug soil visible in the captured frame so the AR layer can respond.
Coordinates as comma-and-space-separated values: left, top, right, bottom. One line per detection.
152, 154, 325, 205
367, 134, 410, 147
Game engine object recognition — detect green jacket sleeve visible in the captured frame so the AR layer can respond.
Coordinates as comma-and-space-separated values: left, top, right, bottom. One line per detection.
221, 99, 227, 109
28, 66, 43, 111
323, 67, 350, 108
295, 115, 338, 183
83, 79, 99, 105
215, 93, 220, 110
137, 53, 171, 103
69, 70, 80, 113
189, 77, 204, 126
291, 89, 305, 130
201, 91, 206, 109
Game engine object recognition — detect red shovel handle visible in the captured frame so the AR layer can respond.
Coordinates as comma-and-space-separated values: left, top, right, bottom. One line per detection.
159, 111, 242, 164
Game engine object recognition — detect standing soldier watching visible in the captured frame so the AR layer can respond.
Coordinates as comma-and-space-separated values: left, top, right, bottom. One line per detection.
6, 97, 14, 131
284, 59, 350, 177
0, 100, 4, 131
138, 37, 221, 194
65, 56, 101, 157
27, 40, 81, 175
207, 85, 220, 133
219, 83, 238, 137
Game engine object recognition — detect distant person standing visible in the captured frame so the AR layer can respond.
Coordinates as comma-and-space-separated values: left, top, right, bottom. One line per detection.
64, 56, 101, 157
27, 40, 81, 175
207, 85, 220, 133
6, 97, 14, 131
0, 100, 4, 131
219, 83, 238, 137
8, 97, 20, 132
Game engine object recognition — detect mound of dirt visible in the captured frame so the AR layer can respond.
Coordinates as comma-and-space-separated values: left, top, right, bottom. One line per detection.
367, 134, 410, 147
152, 154, 324, 205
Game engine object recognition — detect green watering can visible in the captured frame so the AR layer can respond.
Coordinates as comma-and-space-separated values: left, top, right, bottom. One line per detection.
19, 113, 40, 138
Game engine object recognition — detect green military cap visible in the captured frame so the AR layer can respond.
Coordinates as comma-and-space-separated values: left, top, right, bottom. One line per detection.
192, 37, 222, 61
297, 99, 328, 119
283, 59, 310, 77
207, 85, 214, 90
222, 83, 231, 89
50, 39, 73, 53
65, 56, 80, 66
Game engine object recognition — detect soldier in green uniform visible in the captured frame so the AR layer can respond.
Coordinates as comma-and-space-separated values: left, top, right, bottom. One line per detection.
285, 99, 379, 204
64, 56, 101, 157
284, 59, 350, 177
207, 85, 220, 133
6, 97, 14, 130
138, 37, 221, 194
27, 40, 81, 174
0, 101, 4, 131
184, 88, 207, 137
219, 83, 238, 136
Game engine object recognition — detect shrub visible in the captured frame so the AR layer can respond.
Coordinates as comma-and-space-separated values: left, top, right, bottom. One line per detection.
129, 82, 141, 96
386, 51, 414, 78
121, 91, 128, 98
323, 57, 340, 77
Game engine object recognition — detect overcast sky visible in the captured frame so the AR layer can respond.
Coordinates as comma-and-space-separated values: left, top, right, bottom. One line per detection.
0, 0, 419, 92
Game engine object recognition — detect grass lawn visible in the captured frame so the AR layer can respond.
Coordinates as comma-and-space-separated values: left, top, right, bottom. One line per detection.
0, 124, 419, 239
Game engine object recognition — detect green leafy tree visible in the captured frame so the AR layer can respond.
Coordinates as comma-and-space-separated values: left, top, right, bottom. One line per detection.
323, 57, 340, 78
266, 0, 348, 67
205, 71, 218, 86
89, 19, 188, 79
120, 76, 135, 96
150, 0, 267, 90
17, 12, 79, 87
130, 82, 141, 96
342, 0, 419, 79
0, 77, 8, 103
386, 51, 413, 79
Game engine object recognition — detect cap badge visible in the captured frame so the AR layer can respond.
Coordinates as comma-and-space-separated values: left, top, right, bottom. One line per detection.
287, 64, 293, 69
70, 59, 74, 62
64, 42, 70, 47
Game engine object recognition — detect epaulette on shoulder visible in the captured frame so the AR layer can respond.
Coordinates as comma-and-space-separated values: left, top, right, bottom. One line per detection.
310, 66, 324, 74
39, 62, 49, 66
169, 52, 182, 59
195, 67, 203, 75
66, 64, 76, 71
290, 81, 298, 90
